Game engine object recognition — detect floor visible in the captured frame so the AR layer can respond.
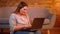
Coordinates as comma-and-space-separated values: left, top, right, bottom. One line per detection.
41, 27, 60, 34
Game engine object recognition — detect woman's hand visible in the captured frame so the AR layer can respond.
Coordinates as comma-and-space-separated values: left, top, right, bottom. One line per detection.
22, 25, 31, 30
23, 24, 32, 29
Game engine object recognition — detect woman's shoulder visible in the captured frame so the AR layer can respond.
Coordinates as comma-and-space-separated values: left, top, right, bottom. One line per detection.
10, 13, 17, 17
10, 13, 21, 18
10, 13, 16, 16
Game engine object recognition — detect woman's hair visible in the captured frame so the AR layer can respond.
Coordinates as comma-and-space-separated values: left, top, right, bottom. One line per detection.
13, 2, 28, 14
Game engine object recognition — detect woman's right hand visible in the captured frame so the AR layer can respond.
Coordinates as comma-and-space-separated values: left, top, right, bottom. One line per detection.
23, 25, 31, 30
23, 25, 31, 28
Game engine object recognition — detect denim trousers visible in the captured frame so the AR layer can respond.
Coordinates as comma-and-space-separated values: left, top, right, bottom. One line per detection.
13, 30, 41, 34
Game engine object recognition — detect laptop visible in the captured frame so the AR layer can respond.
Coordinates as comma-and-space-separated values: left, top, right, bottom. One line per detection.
30, 18, 45, 30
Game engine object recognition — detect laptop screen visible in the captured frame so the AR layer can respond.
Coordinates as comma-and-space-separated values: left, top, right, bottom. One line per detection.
31, 18, 45, 29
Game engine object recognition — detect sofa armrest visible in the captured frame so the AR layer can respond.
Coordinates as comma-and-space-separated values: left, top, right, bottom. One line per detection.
43, 19, 50, 25
42, 14, 56, 29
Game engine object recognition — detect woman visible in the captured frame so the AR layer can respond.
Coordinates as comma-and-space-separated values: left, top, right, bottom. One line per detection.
9, 2, 41, 34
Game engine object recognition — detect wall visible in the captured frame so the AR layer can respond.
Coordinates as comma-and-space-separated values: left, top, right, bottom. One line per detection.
0, 0, 60, 27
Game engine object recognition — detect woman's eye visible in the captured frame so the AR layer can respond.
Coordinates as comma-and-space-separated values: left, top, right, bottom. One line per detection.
24, 9, 27, 10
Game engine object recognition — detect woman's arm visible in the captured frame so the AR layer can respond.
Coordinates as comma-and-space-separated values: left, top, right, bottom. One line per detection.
13, 25, 24, 31
9, 14, 24, 31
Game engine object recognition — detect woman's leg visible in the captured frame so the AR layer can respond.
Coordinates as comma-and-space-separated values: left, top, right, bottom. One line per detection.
35, 30, 41, 34
14, 31, 29, 34
29, 30, 41, 34
29, 32, 35, 34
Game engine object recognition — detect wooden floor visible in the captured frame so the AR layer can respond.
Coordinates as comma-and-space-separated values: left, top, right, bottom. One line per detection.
41, 27, 60, 34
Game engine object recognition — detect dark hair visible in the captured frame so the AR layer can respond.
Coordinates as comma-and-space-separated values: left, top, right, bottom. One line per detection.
13, 2, 28, 14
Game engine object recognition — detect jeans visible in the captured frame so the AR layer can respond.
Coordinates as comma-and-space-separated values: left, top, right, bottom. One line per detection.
29, 30, 41, 34
13, 30, 41, 34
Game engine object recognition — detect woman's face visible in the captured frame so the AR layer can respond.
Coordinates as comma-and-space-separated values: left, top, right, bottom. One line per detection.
20, 6, 28, 15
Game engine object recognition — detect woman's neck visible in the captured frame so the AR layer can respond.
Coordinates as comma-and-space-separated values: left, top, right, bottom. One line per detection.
17, 13, 27, 18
